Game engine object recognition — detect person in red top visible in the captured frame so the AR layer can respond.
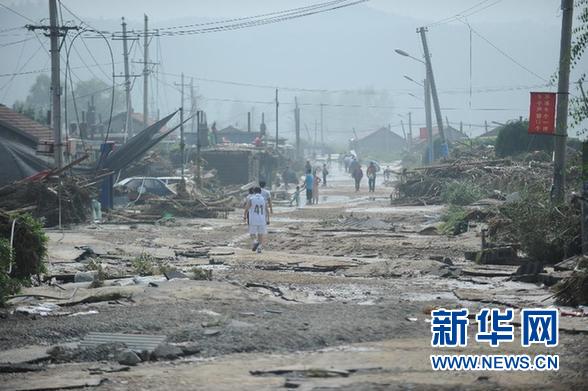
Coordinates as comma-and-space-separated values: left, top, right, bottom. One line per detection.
352, 164, 363, 192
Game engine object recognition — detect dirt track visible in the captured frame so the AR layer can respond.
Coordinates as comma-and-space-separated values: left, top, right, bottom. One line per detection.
0, 164, 587, 390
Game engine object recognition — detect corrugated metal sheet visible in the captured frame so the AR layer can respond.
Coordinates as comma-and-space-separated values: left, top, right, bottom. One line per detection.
80, 333, 166, 351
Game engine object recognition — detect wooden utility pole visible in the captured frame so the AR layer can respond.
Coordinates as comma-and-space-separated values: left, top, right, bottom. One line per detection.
174, 73, 187, 180
553, 0, 574, 203
408, 112, 413, 149
190, 78, 195, 134
247, 112, 251, 132
424, 78, 434, 164
400, 120, 406, 140
49, 0, 63, 169
320, 103, 324, 146
196, 110, 202, 186
27, 1, 79, 169
275, 88, 279, 148
122, 17, 132, 142
143, 14, 149, 126
295, 97, 301, 160
418, 27, 447, 154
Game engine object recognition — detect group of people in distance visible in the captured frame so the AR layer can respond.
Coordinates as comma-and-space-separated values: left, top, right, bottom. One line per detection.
343, 155, 378, 193
243, 157, 379, 254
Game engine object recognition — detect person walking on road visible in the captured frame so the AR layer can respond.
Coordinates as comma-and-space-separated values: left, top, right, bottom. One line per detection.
259, 181, 273, 224
352, 164, 363, 192
304, 170, 314, 204
244, 187, 269, 253
367, 161, 377, 193
312, 174, 321, 204
322, 163, 329, 187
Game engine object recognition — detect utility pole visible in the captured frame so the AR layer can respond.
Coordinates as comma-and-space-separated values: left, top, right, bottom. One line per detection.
275, 88, 279, 148
295, 97, 301, 160
247, 112, 251, 132
174, 73, 189, 180
408, 112, 413, 149
49, 0, 62, 169
400, 120, 406, 140
418, 27, 447, 155
143, 14, 149, 126
122, 17, 132, 142
553, 0, 574, 203
320, 103, 324, 147
424, 78, 434, 164
196, 111, 202, 186
190, 78, 195, 134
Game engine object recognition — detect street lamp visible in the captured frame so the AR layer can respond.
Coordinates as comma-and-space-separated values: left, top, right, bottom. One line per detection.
404, 75, 423, 87
395, 49, 425, 64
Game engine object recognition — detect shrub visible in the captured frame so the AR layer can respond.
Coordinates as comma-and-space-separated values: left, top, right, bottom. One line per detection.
132, 252, 155, 276
0, 238, 20, 306
440, 205, 469, 235
491, 191, 581, 263
494, 120, 553, 158
0, 213, 47, 279
441, 181, 486, 206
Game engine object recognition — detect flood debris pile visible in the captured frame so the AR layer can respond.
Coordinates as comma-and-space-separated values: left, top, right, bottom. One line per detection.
396, 159, 552, 204
107, 185, 235, 222
0, 178, 91, 227
554, 256, 588, 306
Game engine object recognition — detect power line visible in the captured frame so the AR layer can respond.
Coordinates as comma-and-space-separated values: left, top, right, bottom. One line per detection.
0, 2, 36, 24
153, 0, 350, 32
458, 19, 549, 83
0, 36, 36, 48
81, 0, 368, 38
427, 0, 502, 28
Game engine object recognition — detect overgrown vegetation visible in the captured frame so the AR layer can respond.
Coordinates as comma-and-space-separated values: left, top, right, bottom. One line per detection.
191, 267, 212, 280
131, 252, 156, 276
441, 181, 486, 206
489, 190, 581, 264
494, 120, 553, 158
439, 205, 469, 235
554, 263, 588, 307
0, 213, 47, 306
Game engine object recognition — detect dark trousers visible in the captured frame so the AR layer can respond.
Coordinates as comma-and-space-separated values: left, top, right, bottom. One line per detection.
306, 188, 313, 204
354, 178, 361, 191
368, 177, 375, 192
322, 174, 327, 186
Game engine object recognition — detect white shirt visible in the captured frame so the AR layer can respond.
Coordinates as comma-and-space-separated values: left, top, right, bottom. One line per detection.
261, 188, 271, 203
248, 194, 267, 226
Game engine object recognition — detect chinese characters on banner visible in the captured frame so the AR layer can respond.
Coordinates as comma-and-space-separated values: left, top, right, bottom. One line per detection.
528, 92, 556, 134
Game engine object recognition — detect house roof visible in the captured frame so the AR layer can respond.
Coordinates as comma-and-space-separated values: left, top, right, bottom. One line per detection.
0, 104, 52, 142
219, 125, 245, 133
357, 127, 406, 142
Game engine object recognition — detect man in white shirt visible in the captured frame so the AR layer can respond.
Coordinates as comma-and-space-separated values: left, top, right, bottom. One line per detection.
244, 187, 269, 253
259, 180, 273, 224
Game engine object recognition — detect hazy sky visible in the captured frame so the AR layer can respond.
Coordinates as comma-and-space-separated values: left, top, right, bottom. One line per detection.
0, 0, 585, 143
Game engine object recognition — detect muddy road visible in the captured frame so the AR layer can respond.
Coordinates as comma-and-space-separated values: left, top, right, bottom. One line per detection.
0, 164, 586, 390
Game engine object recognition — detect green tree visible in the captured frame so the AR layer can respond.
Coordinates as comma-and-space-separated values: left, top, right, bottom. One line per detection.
12, 74, 51, 124
67, 78, 124, 125
494, 120, 553, 157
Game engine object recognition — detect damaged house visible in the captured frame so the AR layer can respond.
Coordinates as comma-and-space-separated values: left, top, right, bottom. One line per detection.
0, 104, 52, 185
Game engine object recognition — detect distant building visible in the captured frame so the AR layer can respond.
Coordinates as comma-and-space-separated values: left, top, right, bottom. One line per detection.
0, 104, 51, 185
217, 125, 259, 144
355, 126, 406, 157
0, 104, 52, 147
417, 125, 468, 142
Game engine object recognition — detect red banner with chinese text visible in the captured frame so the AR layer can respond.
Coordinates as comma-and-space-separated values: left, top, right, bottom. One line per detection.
420, 127, 427, 139
528, 92, 556, 135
